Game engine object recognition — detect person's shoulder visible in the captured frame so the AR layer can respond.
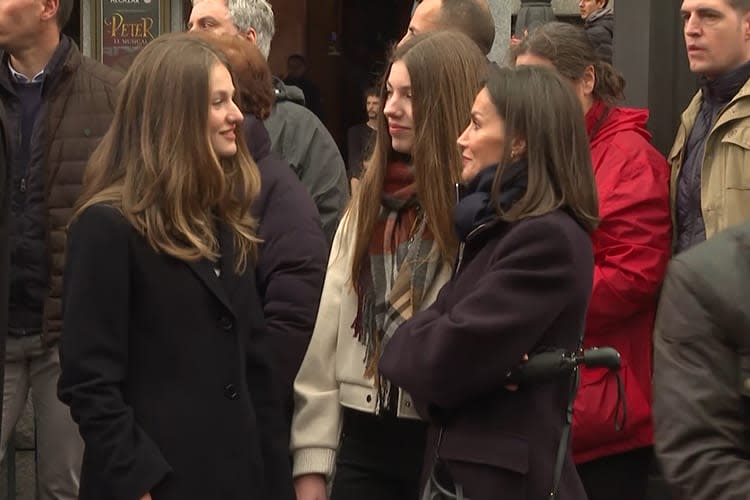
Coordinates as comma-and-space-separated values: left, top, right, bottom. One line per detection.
257, 153, 308, 200
275, 99, 324, 127
271, 100, 341, 155
73, 203, 128, 233
676, 220, 750, 272
503, 210, 592, 255
517, 209, 587, 234
78, 56, 123, 88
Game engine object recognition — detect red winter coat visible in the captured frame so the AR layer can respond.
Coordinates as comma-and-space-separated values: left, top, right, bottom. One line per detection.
572, 100, 672, 464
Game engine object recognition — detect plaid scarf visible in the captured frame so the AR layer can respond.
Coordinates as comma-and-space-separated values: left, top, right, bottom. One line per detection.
353, 160, 442, 410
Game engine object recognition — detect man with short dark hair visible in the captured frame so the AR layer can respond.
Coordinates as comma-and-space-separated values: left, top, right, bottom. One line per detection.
579, 0, 614, 63
0, 0, 121, 498
285, 53, 324, 119
346, 87, 379, 187
400, 0, 495, 55
654, 2, 750, 498
669, 0, 750, 254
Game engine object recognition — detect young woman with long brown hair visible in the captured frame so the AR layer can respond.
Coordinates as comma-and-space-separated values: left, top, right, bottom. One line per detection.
191, 32, 329, 432
291, 31, 487, 500
57, 33, 294, 500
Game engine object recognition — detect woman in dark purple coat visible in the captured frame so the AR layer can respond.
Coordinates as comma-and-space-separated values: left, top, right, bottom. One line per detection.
379, 65, 599, 500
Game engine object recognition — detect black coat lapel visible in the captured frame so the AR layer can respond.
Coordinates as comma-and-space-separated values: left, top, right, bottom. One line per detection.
218, 223, 242, 299
186, 258, 235, 318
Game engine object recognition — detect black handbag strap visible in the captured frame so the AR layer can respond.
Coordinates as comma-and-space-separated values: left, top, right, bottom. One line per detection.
549, 368, 579, 499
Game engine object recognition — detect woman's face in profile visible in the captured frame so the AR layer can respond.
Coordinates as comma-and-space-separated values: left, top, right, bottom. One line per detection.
383, 61, 415, 155
457, 87, 506, 183
207, 63, 243, 159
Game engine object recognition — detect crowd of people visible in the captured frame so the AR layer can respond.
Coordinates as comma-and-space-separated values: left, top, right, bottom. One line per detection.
0, 0, 749, 499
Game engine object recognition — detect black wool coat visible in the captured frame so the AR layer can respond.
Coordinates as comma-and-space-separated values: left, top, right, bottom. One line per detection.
380, 210, 593, 500
58, 204, 295, 500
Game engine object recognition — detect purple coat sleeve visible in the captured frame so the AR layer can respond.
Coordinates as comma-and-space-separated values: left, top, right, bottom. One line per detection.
379, 216, 592, 410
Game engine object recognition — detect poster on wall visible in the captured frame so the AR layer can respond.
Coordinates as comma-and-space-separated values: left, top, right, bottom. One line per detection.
101, 0, 160, 71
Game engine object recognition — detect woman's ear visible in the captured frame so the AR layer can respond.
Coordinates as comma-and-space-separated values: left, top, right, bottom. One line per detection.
581, 64, 596, 98
511, 137, 527, 159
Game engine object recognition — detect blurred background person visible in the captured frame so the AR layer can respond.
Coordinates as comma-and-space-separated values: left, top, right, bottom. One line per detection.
346, 87, 380, 193
579, 0, 614, 63
400, 0, 495, 55
285, 53, 324, 120
514, 21, 672, 500
188, 0, 348, 245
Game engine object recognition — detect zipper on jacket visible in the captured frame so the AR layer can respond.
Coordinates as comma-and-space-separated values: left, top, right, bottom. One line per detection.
453, 182, 465, 276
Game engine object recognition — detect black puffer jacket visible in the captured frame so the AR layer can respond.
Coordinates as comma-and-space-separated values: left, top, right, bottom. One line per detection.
0, 102, 9, 395
244, 116, 328, 423
674, 60, 750, 253
0, 37, 121, 344
585, 8, 614, 64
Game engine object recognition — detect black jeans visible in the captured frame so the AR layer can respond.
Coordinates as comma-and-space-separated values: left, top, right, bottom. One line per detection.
576, 446, 653, 500
330, 408, 427, 500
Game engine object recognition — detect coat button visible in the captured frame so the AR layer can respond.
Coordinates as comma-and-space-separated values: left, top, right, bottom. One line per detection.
224, 384, 238, 400
220, 316, 233, 331
366, 394, 372, 403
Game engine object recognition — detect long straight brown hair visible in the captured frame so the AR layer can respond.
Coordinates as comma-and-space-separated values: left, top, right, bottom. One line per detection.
350, 31, 487, 290
486, 65, 599, 232
73, 33, 260, 272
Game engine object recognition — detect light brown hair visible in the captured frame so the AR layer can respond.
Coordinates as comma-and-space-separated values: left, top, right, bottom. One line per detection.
73, 33, 260, 272
191, 32, 275, 120
351, 31, 487, 288
513, 21, 625, 104
485, 65, 599, 232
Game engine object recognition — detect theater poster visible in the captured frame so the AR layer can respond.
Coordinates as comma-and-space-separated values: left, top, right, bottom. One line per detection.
100, 0, 162, 71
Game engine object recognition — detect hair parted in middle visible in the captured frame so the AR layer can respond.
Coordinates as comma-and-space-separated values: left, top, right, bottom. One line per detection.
350, 30, 488, 290
485, 65, 599, 232
73, 32, 261, 272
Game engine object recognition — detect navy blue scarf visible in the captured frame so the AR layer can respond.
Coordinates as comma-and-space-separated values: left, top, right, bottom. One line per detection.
454, 161, 528, 241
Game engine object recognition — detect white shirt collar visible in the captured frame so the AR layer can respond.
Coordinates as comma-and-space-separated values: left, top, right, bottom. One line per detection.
7, 61, 45, 84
